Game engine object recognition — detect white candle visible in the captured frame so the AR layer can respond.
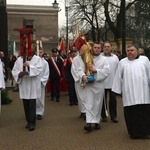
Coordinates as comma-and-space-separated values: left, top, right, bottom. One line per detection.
40, 40, 43, 48
36, 40, 39, 56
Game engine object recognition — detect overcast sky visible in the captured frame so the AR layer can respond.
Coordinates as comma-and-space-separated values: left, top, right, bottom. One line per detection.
7, 0, 66, 27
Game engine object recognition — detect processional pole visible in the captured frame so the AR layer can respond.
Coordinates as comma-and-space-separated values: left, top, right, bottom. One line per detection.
22, 19, 27, 72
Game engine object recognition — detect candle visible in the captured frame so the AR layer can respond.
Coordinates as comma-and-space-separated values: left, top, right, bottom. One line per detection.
40, 40, 43, 48
36, 40, 39, 56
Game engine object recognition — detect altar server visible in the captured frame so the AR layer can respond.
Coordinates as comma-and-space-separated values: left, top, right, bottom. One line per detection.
112, 44, 150, 139
12, 55, 42, 131
0, 58, 5, 114
36, 48, 49, 120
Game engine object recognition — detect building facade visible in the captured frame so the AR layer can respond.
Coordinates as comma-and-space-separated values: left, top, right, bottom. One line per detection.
7, 3, 59, 55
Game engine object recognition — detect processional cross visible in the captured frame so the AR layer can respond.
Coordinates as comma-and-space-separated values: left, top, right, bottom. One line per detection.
14, 19, 34, 73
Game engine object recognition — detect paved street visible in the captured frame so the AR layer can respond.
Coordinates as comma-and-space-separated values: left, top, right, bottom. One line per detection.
0, 90, 150, 150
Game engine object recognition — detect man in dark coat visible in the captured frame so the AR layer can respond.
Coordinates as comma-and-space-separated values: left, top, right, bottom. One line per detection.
48, 48, 63, 102
65, 47, 78, 106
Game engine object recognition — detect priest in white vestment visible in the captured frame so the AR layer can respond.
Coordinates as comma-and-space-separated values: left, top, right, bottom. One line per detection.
0, 59, 5, 114
78, 42, 110, 132
12, 55, 43, 131
36, 49, 49, 120
112, 44, 150, 139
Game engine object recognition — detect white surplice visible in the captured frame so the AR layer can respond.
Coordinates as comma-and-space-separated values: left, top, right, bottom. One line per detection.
0, 59, 5, 114
112, 55, 150, 107
78, 55, 110, 123
71, 53, 86, 113
101, 53, 119, 89
36, 58, 49, 116
12, 55, 43, 99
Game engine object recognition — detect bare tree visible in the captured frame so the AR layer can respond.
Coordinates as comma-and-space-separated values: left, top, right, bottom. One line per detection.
102, 0, 141, 47
69, 0, 149, 47
126, 0, 150, 47
69, 0, 104, 42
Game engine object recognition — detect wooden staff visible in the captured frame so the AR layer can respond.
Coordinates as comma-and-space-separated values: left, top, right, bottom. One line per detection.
22, 19, 27, 72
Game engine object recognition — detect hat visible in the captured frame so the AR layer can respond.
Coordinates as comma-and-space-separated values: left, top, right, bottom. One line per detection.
73, 37, 86, 51
51, 48, 58, 53
70, 47, 77, 52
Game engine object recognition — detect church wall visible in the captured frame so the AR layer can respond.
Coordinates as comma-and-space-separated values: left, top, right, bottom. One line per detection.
7, 4, 59, 55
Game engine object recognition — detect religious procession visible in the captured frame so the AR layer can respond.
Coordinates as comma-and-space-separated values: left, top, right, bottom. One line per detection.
1, 1, 150, 149
1, 33, 150, 139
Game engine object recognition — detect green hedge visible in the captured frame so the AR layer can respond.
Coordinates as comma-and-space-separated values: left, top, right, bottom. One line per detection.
1, 89, 12, 105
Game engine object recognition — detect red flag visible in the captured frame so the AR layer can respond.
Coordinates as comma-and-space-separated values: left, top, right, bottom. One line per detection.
59, 37, 65, 51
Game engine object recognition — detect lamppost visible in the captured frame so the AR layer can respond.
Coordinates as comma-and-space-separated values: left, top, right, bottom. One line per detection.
65, 0, 69, 54
53, 0, 59, 8
0, 0, 8, 79
122, 0, 126, 57
52, 0, 59, 48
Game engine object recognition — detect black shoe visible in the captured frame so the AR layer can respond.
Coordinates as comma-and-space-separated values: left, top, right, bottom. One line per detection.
84, 123, 91, 132
95, 123, 101, 130
70, 103, 74, 106
130, 135, 139, 139
111, 118, 118, 123
29, 125, 35, 131
139, 135, 150, 139
56, 99, 60, 102
79, 113, 85, 118
37, 115, 42, 120
25, 123, 30, 129
102, 117, 107, 122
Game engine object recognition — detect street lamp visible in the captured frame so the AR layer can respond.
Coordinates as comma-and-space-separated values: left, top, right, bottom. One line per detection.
53, 0, 59, 8
65, 0, 69, 54
122, 0, 126, 57
52, 0, 60, 49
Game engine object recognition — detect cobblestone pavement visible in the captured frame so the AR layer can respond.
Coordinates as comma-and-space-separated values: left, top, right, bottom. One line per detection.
0, 90, 150, 150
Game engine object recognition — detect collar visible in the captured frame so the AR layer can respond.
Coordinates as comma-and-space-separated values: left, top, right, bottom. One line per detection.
93, 53, 100, 56
102, 52, 113, 57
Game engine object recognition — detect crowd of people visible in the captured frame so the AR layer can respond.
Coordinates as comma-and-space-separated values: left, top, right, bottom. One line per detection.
0, 40, 150, 140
